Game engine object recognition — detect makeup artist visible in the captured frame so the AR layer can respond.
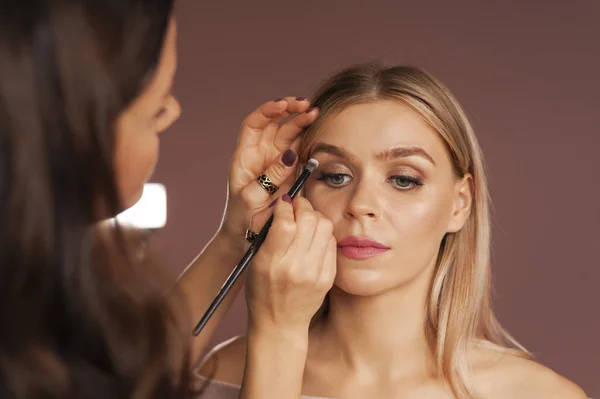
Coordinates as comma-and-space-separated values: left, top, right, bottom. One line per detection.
0, 1, 335, 399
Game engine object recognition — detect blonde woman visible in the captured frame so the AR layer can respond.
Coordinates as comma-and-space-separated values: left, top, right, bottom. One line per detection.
198, 63, 588, 399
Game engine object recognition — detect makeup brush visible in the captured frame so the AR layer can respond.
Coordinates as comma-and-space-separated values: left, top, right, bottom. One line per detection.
192, 158, 319, 336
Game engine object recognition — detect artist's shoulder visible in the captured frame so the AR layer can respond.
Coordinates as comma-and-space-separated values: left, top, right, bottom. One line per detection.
197, 335, 247, 386
472, 349, 588, 399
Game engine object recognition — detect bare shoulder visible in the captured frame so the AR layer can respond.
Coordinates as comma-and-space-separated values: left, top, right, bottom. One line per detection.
197, 335, 248, 386
473, 349, 588, 399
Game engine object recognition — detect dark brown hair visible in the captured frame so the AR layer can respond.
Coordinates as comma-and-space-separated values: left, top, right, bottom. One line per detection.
0, 0, 193, 397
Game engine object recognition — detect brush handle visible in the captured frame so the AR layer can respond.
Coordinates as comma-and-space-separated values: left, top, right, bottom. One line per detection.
192, 216, 272, 336
191, 164, 316, 336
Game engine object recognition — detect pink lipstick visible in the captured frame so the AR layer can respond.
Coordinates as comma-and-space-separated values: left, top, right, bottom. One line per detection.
337, 236, 390, 260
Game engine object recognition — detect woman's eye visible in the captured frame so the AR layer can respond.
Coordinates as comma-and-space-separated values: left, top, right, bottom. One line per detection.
389, 175, 423, 190
315, 172, 422, 190
316, 173, 351, 187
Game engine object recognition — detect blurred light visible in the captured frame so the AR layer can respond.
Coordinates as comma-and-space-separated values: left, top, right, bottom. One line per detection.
114, 183, 167, 229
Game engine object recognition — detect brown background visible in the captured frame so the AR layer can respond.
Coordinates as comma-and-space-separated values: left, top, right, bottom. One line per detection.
152, 0, 599, 396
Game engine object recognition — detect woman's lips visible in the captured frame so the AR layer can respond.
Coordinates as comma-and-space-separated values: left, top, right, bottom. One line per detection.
337, 236, 390, 260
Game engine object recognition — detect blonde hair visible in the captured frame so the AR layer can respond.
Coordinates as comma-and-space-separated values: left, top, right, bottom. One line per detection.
299, 63, 531, 399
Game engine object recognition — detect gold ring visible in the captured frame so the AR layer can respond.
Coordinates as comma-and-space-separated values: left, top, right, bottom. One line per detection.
245, 229, 258, 243
256, 173, 279, 195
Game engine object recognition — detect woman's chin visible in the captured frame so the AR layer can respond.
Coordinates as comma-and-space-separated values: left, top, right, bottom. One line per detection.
333, 268, 398, 297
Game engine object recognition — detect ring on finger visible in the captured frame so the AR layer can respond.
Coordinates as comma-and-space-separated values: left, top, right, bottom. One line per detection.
256, 173, 279, 195
245, 228, 258, 243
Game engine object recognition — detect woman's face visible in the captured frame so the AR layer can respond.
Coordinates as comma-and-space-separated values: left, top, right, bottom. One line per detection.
304, 100, 472, 296
114, 17, 181, 209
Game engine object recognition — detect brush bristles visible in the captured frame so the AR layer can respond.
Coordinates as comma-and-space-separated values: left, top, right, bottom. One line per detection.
306, 158, 319, 172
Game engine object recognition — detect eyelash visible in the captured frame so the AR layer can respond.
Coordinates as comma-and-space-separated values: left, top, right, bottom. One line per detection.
316, 172, 423, 190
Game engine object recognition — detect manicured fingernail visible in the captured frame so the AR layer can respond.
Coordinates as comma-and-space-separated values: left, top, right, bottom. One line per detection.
282, 194, 292, 203
282, 149, 297, 167
296, 97, 309, 101
274, 97, 285, 102
269, 198, 279, 208
306, 107, 318, 113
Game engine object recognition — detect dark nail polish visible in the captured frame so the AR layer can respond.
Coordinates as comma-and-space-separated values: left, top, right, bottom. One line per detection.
282, 149, 297, 167
282, 194, 292, 203
274, 97, 285, 102
296, 96, 309, 101
269, 198, 279, 208
306, 107, 317, 113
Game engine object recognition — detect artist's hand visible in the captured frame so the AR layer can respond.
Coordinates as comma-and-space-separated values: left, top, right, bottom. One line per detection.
220, 97, 318, 240
245, 195, 337, 333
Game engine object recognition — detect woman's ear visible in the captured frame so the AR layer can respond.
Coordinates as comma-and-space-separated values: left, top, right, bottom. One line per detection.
447, 174, 473, 233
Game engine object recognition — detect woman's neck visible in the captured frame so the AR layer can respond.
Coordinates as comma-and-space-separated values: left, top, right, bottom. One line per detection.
310, 267, 437, 380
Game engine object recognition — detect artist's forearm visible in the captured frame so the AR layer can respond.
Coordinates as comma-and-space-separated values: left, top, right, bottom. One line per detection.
174, 229, 246, 363
241, 328, 308, 399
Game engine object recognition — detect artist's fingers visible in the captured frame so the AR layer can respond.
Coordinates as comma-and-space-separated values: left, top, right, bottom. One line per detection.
287, 197, 320, 254
279, 96, 312, 120
259, 97, 312, 148
248, 195, 279, 239
237, 98, 289, 149
285, 135, 303, 162
307, 211, 334, 259
248, 210, 271, 243
274, 106, 319, 149
238, 97, 311, 150
264, 97, 312, 127
257, 195, 296, 257
285, 206, 333, 285
239, 148, 298, 215
317, 235, 338, 290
